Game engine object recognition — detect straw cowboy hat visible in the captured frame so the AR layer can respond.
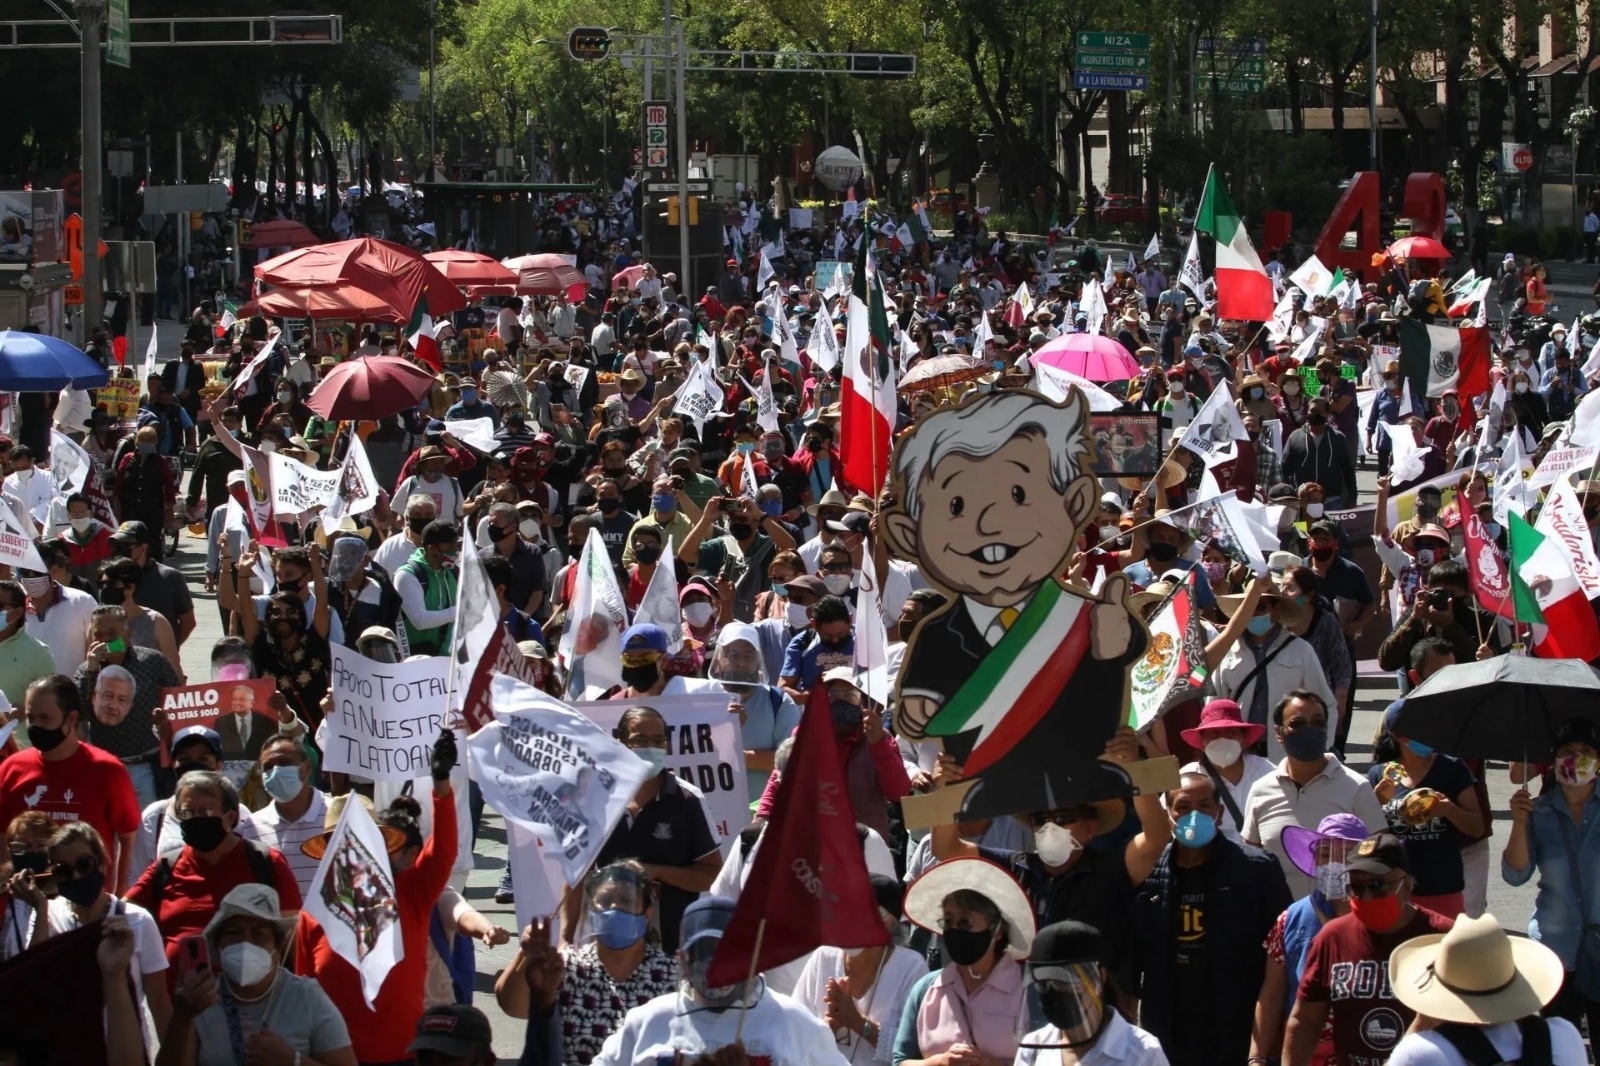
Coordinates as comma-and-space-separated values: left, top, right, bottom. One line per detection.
904, 857, 1037, 959
1218, 587, 1309, 630
1390, 913, 1565, 1026
301, 793, 407, 860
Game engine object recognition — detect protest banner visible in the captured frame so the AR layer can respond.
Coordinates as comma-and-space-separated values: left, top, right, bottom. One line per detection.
322, 647, 452, 783
0, 504, 45, 572
267, 453, 341, 516
155, 679, 279, 765
814, 260, 853, 291
1530, 445, 1598, 490
574, 693, 748, 857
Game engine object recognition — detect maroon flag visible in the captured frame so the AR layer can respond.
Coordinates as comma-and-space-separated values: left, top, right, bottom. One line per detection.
459, 624, 544, 733
1463, 511, 1516, 621
705, 682, 888, 985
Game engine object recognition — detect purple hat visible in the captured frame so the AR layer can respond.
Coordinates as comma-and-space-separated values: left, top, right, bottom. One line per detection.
1280, 813, 1372, 877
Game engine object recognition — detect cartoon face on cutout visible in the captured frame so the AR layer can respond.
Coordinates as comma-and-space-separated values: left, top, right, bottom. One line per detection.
882, 389, 1099, 606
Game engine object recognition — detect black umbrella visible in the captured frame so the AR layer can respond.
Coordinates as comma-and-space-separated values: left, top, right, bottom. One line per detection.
1393, 654, 1600, 762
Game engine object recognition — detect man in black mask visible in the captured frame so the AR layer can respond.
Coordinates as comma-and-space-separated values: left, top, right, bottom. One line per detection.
130, 725, 224, 877
1017, 920, 1168, 1063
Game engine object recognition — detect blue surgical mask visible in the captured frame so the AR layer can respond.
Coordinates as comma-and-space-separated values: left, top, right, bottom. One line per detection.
760, 500, 783, 517
652, 493, 676, 513
461, 388, 478, 403
636, 747, 666, 774
591, 907, 649, 950
737, 442, 755, 455
1174, 810, 1218, 849
262, 764, 303, 804
1246, 614, 1274, 636
1405, 738, 1435, 759
1483, 522, 1502, 541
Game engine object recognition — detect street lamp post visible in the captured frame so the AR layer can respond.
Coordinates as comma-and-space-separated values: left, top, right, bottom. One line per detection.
1368, 0, 1378, 171
428, 0, 436, 180
78, 0, 104, 338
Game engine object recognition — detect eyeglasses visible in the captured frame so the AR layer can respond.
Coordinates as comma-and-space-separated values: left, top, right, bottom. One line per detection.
1346, 875, 1405, 899
937, 916, 992, 933
625, 735, 669, 750
51, 855, 99, 881
176, 808, 222, 820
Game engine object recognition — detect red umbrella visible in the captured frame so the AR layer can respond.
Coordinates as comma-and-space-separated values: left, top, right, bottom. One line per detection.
306, 355, 438, 420
244, 219, 320, 249
1032, 334, 1142, 381
502, 254, 587, 301
255, 237, 466, 319
424, 249, 519, 288
246, 284, 411, 322
1388, 235, 1451, 260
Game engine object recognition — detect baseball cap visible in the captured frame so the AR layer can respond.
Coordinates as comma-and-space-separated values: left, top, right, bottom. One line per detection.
821, 665, 860, 687
1026, 920, 1105, 983
1267, 483, 1299, 503
407, 1005, 494, 1058
825, 512, 871, 535
109, 520, 152, 546
170, 725, 222, 759
680, 896, 737, 949
781, 575, 828, 599
621, 623, 668, 656
1345, 832, 1411, 877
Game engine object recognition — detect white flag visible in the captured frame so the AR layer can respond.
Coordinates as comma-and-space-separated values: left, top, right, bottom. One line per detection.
1538, 474, 1600, 601
446, 540, 500, 716
671, 357, 725, 433
319, 433, 382, 534
303, 795, 403, 1008
1380, 421, 1428, 485
632, 536, 683, 653
809, 313, 841, 373
1125, 251, 1137, 276
1179, 230, 1204, 295
1266, 288, 1298, 342
1080, 275, 1109, 336
267, 453, 341, 516
49, 430, 92, 495
757, 249, 776, 291
1287, 254, 1333, 297
141, 324, 158, 388
467, 676, 654, 887
1178, 381, 1250, 464
1492, 428, 1537, 525
1031, 361, 1121, 411
231, 333, 280, 396
558, 527, 629, 699
739, 373, 780, 435
972, 308, 994, 354
1143, 233, 1160, 262
854, 539, 891, 706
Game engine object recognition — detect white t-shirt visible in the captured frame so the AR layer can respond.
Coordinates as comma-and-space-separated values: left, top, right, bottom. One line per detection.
191, 970, 351, 1066
373, 532, 424, 580
1014, 1014, 1169, 1066
394, 473, 464, 520
1387, 1019, 1586, 1066
1178, 753, 1278, 843
594, 988, 850, 1066
25, 584, 97, 676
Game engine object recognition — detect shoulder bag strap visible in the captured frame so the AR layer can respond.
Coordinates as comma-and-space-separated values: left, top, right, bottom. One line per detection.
1434, 1022, 1509, 1066
1199, 752, 1246, 831
1233, 637, 1293, 708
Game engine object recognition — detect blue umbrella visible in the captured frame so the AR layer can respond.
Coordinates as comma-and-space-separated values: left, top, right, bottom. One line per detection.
0, 330, 111, 390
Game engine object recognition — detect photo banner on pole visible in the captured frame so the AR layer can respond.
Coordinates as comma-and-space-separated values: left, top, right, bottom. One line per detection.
574, 694, 748, 857
322, 648, 452, 783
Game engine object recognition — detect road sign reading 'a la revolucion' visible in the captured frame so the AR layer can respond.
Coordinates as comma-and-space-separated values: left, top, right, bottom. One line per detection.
1075, 31, 1150, 91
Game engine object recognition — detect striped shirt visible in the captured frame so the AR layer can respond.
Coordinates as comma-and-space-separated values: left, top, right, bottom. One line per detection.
237, 789, 328, 900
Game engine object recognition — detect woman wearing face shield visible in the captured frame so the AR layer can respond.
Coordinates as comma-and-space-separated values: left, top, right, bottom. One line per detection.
894, 857, 1036, 1066
495, 861, 678, 1065
793, 874, 927, 1063
1015, 920, 1167, 1066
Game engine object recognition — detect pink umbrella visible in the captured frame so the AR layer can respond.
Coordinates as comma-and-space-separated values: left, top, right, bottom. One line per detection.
1031, 334, 1142, 382
501, 254, 587, 301
611, 264, 647, 291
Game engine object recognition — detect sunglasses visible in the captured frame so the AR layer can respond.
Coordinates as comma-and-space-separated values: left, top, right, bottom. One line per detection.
1346, 875, 1404, 899
51, 855, 99, 881
1031, 810, 1083, 829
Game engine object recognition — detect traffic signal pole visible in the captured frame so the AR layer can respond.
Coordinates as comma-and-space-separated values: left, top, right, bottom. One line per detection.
674, 14, 690, 295
78, 0, 103, 336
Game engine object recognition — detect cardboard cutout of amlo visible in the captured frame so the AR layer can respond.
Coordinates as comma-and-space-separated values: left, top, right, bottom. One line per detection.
882, 387, 1158, 824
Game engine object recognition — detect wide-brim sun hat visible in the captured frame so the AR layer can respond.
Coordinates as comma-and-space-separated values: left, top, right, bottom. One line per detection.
1280, 812, 1372, 877
1179, 697, 1266, 750
904, 857, 1036, 959
1218, 589, 1309, 631
1390, 913, 1564, 1026
301, 793, 407, 861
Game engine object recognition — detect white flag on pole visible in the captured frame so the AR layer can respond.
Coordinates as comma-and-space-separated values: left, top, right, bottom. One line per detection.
632, 536, 683, 652
49, 430, 92, 495
809, 313, 841, 373
853, 538, 891, 706
671, 357, 725, 433
1143, 233, 1160, 262
1080, 275, 1109, 335
319, 433, 382, 534
303, 795, 404, 1008
1178, 381, 1250, 464
1287, 254, 1333, 297
1031, 361, 1122, 412
739, 373, 780, 435
757, 249, 776, 291
231, 333, 280, 396
558, 527, 630, 699
141, 324, 158, 387
1179, 230, 1204, 295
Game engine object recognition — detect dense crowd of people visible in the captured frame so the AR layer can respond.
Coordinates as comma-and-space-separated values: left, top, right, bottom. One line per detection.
0, 193, 1598, 1066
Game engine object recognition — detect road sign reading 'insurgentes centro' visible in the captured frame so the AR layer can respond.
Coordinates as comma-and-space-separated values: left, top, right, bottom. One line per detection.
1075, 31, 1150, 91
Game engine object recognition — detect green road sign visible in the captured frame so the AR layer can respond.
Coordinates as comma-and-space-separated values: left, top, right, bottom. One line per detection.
1076, 31, 1150, 51
1075, 48, 1149, 71
107, 0, 130, 68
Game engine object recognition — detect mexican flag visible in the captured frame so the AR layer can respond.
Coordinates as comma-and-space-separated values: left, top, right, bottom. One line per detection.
216, 301, 238, 337
912, 202, 932, 242
1509, 512, 1600, 662
841, 237, 895, 495
1397, 319, 1491, 398
1128, 571, 1209, 730
1195, 165, 1275, 321
407, 294, 440, 371
1447, 276, 1492, 317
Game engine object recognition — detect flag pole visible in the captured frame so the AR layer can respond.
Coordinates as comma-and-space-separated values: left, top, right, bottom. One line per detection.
732, 918, 767, 1045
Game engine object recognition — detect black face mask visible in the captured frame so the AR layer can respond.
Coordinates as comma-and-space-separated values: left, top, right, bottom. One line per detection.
26, 724, 67, 753
633, 544, 662, 564
942, 927, 996, 967
830, 699, 864, 733
277, 579, 303, 595
598, 498, 621, 514
1307, 411, 1328, 427
489, 524, 516, 541
98, 584, 124, 606
729, 522, 754, 540
173, 761, 210, 780
56, 868, 105, 907
408, 516, 432, 535
818, 634, 850, 651
620, 662, 660, 690
179, 815, 229, 853
1147, 542, 1179, 563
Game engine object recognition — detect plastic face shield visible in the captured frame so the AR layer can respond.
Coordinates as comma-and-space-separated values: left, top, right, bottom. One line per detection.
1022, 961, 1108, 1048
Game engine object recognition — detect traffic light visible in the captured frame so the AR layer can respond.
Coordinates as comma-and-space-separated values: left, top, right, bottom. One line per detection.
237, 218, 251, 247
660, 196, 699, 225
568, 27, 612, 61
687, 196, 699, 225
664, 196, 679, 226
850, 53, 915, 79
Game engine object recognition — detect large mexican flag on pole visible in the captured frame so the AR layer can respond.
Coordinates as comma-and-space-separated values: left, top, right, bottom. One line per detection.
841, 235, 895, 495
1509, 512, 1600, 662
1195, 165, 1275, 322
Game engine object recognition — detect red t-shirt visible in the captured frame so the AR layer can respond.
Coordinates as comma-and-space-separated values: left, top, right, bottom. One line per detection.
296, 789, 458, 1062
1297, 908, 1454, 1065
124, 838, 301, 985
0, 743, 140, 868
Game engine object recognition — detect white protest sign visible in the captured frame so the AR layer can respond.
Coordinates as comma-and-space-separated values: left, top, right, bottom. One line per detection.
574, 693, 748, 857
267, 453, 341, 516
320, 433, 382, 534
0, 502, 45, 572
1531, 445, 1599, 490
446, 416, 498, 453
1178, 381, 1248, 464
50, 430, 92, 495
323, 648, 453, 782
562, 363, 591, 396
740, 373, 780, 435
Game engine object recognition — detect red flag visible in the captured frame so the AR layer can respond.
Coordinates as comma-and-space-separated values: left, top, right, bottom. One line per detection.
459, 624, 544, 733
705, 683, 888, 985
1463, 511, 1516, 621
111, 335, 128, 366
1455, 326, 1492, 399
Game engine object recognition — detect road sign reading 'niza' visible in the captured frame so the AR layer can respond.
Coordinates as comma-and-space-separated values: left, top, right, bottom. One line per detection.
1076, 31, 1150, 50
107, 0, 130, 68
1075, 29, 1150, 91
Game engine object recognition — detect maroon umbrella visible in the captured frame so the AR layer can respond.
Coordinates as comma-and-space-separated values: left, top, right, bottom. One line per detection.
244, 219, 320, 249
306, 355, 437, 420
256, 237, 466, 319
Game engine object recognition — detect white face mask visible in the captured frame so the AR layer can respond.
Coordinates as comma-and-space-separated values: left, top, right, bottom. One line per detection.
1169, 383, 1184, 396
220, 941, 275, 987
786, 602, 810, 629
822, 574, 852, 595
1304, 502, 1325, 519
1098, 525, 1120, 545
1033, 822, 1082, 867
683, 602, 715, 628
259, 441, 277, 454
519, 518, 541, 540
1315, 861, 1349, 900
1515, 381, 1530, 394
70, 516, 94, 534
1203, 737, 1242, 768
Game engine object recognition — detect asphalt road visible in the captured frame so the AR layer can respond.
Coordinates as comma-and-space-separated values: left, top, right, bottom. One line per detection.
148, 258, 1599, 1056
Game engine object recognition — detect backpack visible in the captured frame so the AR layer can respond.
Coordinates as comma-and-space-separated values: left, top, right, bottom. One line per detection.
1435, 1018, 1553, 1066
146, 837, 279, 934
